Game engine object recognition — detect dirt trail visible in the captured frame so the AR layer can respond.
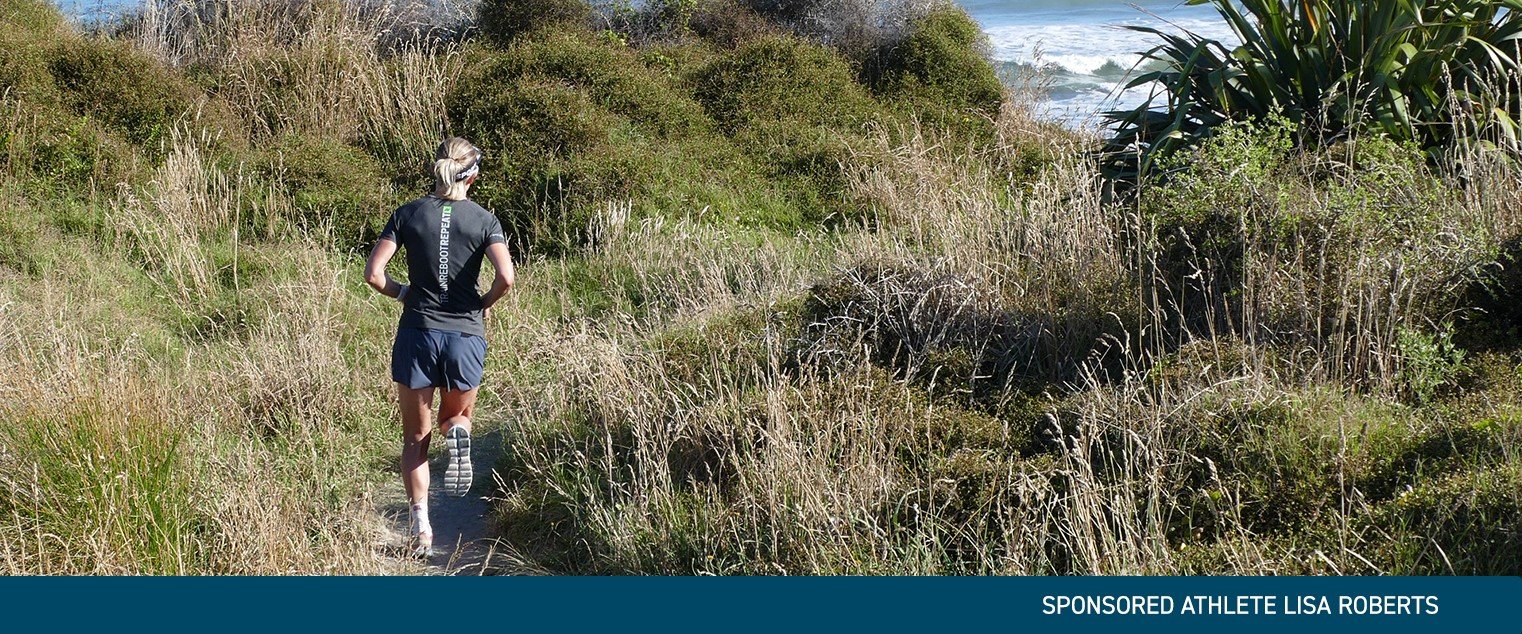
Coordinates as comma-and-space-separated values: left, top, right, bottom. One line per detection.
375, 422, 535, 575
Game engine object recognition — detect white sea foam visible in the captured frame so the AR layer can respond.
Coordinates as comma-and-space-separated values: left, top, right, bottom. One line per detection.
985, 18, 1236, 74
964, 1, 1238, 128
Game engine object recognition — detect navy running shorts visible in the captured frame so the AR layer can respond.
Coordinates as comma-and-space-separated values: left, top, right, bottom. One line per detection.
391, 327, 487, 391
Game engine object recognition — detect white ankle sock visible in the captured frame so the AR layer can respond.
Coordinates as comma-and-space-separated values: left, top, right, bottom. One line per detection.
410, 501, 431, 536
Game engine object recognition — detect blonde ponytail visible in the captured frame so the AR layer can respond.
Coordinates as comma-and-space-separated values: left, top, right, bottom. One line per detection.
432, 137, 482, 201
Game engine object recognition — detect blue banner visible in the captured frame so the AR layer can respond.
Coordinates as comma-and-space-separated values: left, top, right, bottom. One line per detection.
6, 576, 1519, 633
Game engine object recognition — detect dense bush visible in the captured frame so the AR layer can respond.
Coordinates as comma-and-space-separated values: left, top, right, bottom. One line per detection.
865, 7, 1003, 131
690, 35, 875, 133
689, 0, 780, 47
0, 6, 199, 189
476, 0, 592, 46
22, 115, 137, 190
455, 69, 620, 164
451, 28, 901, 255
49, 38, 198, 152
265, 135, 397, 250
688, 35, 882, 218
479, 32, 711, 136
450, 33, 717, 254
0, 0, 62, 35
0, 20, 60, 103
0, 68, 137, 193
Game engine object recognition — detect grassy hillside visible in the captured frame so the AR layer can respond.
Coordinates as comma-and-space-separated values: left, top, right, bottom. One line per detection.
1, 0, 1519, 575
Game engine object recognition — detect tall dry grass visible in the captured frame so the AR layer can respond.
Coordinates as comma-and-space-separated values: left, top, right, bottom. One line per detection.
0, 0, 470, 574
129, 0, 462, 167
0, 0, 433, 568
477, 103, 1522, 574
0, 238, 396, 573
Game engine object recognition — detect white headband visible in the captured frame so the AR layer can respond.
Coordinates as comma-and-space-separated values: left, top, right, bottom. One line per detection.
455, 157, 480, 182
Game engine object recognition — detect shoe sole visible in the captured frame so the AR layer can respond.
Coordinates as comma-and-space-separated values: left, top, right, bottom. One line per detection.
444, 425, 472, 498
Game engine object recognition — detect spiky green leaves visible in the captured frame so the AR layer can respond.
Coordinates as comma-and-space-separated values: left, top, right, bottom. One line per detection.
1105, 0, 1522, 182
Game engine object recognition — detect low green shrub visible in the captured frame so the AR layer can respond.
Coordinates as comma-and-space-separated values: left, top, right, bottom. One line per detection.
0, 18, 154, 192
1141, 119, 1475, 387
476, 0, 592, 46
0, 22, 60, 103
690, 35, 876, 134
464, 73, 618, 161
49, 37, 197, 153
0, 0, 63, 36
687, 37, 908, 225
453, 73, 622, 255
1170, 398, 1345, 538
451, 31, 871, 254
14, 110, 138, 192
1394, 326, 1467, 405
690, 0, 780, 47
264, 135, 396, 250
469, 32, 711, 138
731, 121, 857, 217
0, 9, 210, 194
452, 34, 727, 255
1129, 350, 1415, 543
1361, 416, 1516, 502
865, 7, 1003, 134
1369, 462, 1522, 574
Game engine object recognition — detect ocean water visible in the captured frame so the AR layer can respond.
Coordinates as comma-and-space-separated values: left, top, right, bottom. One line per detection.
959, 0, 1235, 129
52, 0, 1235, 127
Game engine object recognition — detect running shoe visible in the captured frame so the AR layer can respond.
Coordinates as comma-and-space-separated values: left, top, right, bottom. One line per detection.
410, 530, 434, 559
443, 425, 472, 497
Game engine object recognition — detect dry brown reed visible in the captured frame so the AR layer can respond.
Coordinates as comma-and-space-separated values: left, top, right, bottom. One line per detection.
130, 0, 461, 165
476, 101, 1522, 574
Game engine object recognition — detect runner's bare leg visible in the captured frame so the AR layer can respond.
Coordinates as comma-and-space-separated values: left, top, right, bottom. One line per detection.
439, 388, 477, 435
398, 385, 436, 508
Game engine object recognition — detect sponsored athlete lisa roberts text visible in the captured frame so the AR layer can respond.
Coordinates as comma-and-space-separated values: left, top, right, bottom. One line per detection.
1042, 595, 1440, 616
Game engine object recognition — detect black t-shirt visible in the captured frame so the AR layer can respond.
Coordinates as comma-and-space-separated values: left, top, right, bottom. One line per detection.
379, 196, 505, 337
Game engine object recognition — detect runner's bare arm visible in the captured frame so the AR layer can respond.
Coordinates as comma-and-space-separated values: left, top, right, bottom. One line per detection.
364, 238, 408, 299
480, 242, 515, 310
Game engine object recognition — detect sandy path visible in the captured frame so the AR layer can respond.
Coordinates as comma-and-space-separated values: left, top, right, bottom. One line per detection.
375, 423, 535, 575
